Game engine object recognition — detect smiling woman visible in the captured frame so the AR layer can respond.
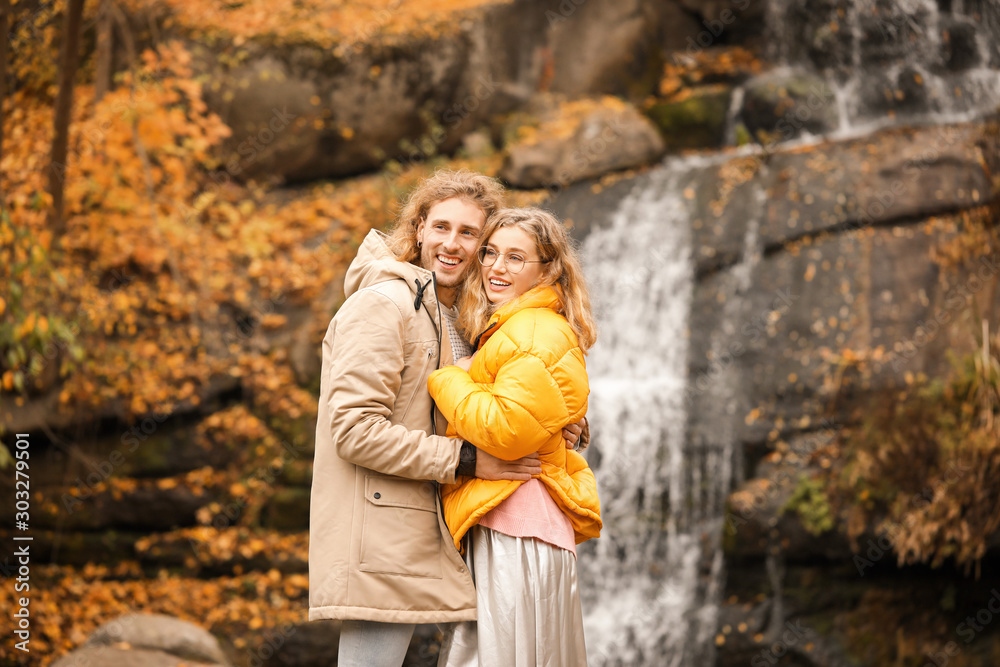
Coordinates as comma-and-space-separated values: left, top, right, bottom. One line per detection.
428, 206, 600, 666
478, 226, 551, 306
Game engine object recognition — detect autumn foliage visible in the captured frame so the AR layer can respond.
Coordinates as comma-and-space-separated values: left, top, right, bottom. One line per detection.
4, 36, 389, 423
0, 0, 530, 659
823, 204, 1000, 574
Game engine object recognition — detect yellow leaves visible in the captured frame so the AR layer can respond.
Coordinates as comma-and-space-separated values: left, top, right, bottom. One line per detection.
137, 116, 174, 151
132, 245, 169, 272
130, 0, 497, 50
130, 396, 149, 415
659, 46, 762, 100
260, 313, 287, 329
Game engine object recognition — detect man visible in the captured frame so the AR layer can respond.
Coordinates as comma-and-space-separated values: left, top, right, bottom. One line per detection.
309, 170, 584, 666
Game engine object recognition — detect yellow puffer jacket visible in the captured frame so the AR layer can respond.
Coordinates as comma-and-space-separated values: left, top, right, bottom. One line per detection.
427, 285, 602, 551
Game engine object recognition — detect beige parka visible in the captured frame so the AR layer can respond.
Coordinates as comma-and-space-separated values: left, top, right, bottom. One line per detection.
308, 229, 477, 624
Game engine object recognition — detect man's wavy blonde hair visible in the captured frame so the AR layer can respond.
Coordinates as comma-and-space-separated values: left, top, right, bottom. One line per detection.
458, 207, 598, 352
385, 169, 506, 264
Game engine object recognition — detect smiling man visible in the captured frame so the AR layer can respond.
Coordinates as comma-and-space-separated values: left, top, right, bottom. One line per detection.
309, 170, 575, 666
414, 196, 485, 301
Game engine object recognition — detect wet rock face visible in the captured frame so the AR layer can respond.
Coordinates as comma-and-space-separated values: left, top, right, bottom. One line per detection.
739, 68, 839, 140
548, 116, 999, 548
856, 0, 938, 65
546, 115, 1000, 665
764, 0, 1000, 124
674, 0, 769, 47
678, 122, 989, 277
779, 0, 856, 77
941, 16, 982, 71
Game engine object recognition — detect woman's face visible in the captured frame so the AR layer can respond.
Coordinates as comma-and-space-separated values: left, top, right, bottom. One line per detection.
480, 226, 546, 305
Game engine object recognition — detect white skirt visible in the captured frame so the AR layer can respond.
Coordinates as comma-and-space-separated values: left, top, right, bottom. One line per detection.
438, 526, 588, 667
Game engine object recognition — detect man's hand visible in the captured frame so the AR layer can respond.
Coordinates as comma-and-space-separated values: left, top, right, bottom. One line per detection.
454, 355, 474, 372
475, 448, 541, 481
563, 417, 589, 451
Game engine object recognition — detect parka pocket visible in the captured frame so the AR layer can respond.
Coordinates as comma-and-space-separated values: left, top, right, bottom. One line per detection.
359, 474, 443, 579
399, 342, 437, 423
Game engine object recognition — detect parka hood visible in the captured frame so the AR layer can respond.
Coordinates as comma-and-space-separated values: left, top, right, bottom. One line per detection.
345, 229, 436, 304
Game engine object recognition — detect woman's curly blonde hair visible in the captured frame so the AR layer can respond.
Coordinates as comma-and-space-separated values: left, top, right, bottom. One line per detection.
385, 169, 506, 263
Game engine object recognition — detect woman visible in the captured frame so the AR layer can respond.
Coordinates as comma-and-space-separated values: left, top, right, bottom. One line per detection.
427, 207, 602, 666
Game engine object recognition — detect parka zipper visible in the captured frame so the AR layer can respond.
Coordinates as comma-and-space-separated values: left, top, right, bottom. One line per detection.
413, 272, 444, 436
471, 320, 498, 352
427, 272, 443, 436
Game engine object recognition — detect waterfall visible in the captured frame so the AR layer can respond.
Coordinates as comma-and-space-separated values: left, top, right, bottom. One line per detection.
577, 154, 748, 666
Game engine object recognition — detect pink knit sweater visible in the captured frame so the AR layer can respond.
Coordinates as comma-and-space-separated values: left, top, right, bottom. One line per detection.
478, 478, 576, 555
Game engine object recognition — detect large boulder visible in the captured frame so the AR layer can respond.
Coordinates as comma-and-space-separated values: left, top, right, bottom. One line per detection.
86, 613, 229, 665
724, 430, 849, 562
546, 0, 689, 97
500, 96, 665, 188
51, 646, 217, 667
941, 16, 983, 72
51, 613, 229, 667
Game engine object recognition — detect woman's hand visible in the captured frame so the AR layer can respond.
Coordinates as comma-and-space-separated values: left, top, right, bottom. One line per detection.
454, 355, 474, 372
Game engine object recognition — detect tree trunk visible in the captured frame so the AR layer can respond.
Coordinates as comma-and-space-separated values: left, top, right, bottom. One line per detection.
0, 0, 9, 168
47, 0, 87, 238
94, 0, 112, 102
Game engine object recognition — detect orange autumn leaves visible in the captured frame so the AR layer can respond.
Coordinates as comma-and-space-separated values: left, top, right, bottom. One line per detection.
1, 36, 395, 423
120, 0, 505, 52
0, 559, 310, 661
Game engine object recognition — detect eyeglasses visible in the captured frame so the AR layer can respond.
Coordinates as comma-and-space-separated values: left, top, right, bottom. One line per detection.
478, 247, 550, 274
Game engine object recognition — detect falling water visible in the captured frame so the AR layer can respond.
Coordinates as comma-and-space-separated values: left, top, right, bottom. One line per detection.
758, 0, 1000, 133
577, 153, 755, 666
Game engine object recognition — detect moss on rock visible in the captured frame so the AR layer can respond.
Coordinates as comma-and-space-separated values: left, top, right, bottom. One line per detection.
645, 85, 732, 150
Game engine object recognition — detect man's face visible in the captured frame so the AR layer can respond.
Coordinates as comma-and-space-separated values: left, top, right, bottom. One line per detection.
416, 197, 487, 294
